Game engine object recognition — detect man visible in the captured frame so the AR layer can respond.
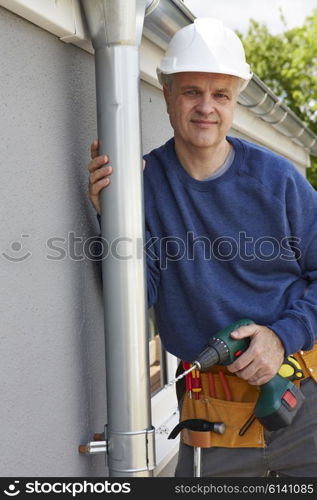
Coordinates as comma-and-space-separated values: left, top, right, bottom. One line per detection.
87, 18, 317, 476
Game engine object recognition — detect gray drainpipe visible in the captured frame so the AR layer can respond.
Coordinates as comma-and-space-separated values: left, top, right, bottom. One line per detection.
80, 0, 155, 477
78, 0, 195, 478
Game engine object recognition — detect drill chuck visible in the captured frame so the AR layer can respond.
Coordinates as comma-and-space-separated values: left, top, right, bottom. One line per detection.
194, 338, 230, 371
194, 319, 253, 372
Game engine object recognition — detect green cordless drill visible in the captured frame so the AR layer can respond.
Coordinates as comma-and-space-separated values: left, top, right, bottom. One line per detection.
175, 319, 305, 431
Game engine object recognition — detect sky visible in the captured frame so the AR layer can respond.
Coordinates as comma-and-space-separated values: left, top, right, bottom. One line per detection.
184, 0, 317, 34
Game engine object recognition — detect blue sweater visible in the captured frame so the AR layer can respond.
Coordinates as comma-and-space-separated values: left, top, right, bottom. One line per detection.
143, 136, 317, 362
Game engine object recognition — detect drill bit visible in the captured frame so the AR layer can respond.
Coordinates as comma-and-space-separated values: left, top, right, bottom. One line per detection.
165, 363, 197, 387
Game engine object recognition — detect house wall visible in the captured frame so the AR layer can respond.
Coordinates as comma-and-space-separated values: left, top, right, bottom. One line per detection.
1, 5, 105, 477
0, 5, 174, 477
0, 5, 310, 477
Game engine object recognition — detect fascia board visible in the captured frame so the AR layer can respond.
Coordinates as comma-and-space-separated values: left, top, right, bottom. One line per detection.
0, 0, 93, 52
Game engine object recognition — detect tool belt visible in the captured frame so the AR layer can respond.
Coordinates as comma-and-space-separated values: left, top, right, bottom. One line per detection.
293, 346, 317, 383
178, 342, 317, 450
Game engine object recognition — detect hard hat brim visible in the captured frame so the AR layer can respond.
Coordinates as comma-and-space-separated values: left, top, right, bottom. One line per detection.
156, 67, 252, 91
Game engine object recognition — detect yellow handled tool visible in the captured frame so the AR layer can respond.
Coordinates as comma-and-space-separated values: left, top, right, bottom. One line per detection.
278, 355, 304, 382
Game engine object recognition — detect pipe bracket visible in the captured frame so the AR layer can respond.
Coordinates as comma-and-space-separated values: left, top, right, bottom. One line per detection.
78, 440, 108, 455
107, 425, 156, 473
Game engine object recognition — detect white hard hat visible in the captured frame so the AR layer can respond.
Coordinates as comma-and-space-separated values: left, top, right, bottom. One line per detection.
157, 18, 252, 91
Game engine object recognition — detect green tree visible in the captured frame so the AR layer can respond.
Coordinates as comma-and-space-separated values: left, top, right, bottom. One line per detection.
237, 9, 317, 188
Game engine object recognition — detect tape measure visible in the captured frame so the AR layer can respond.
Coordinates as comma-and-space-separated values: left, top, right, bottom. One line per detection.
278, 355, 304, 381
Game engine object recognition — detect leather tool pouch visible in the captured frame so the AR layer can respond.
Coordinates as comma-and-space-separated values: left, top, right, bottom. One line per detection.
178, 342, 317, 450
180, 370, 265, 448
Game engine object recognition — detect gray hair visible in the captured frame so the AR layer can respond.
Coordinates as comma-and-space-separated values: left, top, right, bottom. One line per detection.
161, 73, 174, 92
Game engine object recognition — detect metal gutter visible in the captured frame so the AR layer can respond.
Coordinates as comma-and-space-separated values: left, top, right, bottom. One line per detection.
238, 74, 317, 156
143, 0, 195, 49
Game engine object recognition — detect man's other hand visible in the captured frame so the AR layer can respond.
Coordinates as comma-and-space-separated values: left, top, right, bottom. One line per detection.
87, 139, 113, 214
86, 139, 146, 214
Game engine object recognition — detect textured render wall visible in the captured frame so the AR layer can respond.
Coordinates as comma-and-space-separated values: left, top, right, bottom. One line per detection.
0, 6, 105, 477
0, 7, 172, 477
140, 82, 173, 154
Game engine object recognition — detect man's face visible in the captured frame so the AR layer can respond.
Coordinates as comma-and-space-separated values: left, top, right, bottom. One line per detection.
163, 72, 240, 151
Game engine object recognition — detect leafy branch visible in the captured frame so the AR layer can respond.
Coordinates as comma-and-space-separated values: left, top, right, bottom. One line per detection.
237, 9, 317, 188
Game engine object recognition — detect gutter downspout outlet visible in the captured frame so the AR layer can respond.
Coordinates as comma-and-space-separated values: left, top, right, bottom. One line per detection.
80, 0, 155, 477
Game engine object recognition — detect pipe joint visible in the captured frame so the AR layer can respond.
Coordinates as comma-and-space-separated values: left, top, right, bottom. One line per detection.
80, 0, 147, 48
145, 0, 161, 17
